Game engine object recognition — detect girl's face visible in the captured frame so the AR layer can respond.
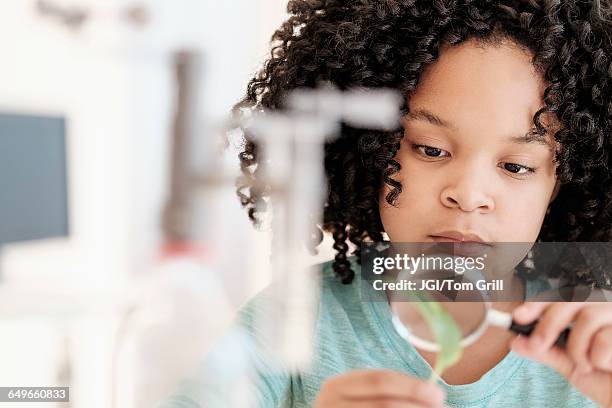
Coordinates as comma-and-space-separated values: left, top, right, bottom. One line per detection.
380, 40, 559, 244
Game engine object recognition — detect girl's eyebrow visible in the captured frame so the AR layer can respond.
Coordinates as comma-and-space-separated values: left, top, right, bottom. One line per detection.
510, 131, 554, 151
404, 108, 554, 150
404, 109, 457, 131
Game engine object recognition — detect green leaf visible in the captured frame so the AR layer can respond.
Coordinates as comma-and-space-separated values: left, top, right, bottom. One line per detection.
410, 291, 463, 381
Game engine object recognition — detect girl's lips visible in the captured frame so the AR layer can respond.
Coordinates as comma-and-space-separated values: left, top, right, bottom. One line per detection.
429, 235, 492, 257
430, 235, 486, 244
430, 230, 489, 244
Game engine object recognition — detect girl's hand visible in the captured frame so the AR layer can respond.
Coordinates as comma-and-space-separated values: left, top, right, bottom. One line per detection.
511, 302, 612, 408
314, 369, 447, 408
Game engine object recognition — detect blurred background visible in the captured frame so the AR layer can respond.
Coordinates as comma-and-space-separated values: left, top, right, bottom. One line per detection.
0, 1, 335, 407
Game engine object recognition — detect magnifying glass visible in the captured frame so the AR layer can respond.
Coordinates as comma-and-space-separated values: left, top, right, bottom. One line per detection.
387, 261, 571, 352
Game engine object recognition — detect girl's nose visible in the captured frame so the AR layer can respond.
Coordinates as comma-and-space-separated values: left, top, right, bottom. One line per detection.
440, 166, 495, 213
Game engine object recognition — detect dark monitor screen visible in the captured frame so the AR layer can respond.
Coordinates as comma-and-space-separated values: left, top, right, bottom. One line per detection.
0, 113, 69, 244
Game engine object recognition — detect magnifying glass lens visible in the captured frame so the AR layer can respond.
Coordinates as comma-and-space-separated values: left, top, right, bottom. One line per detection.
390, 299, 487, 343
389, 278, 487, 350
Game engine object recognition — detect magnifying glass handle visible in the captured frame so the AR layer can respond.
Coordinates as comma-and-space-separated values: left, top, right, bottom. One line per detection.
509, 320, 570, 349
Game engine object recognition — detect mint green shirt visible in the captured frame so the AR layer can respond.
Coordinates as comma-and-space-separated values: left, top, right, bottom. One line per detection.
157, 257, 600, 407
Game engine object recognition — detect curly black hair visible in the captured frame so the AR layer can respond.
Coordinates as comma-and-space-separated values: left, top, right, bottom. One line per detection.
233, 0, 612, 286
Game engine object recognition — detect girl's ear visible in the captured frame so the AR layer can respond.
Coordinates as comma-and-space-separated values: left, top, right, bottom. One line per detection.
550, 180, 561, 203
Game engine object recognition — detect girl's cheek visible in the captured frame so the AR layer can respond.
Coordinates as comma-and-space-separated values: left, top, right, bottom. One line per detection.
496, 192, 549, 241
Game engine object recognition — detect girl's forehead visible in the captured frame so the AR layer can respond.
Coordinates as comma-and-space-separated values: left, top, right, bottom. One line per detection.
404, 40, 559, 144
411, 41, 545, 108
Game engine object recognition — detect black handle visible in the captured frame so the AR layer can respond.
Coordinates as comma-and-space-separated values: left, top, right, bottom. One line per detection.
509, 320, 570, 349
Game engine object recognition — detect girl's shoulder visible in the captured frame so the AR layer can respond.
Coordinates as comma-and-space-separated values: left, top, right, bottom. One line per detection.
238, 255, 362, 325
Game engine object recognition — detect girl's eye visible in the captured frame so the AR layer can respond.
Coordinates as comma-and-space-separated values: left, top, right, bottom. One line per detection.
413, 144, 450, 158
500, 162, 535, 175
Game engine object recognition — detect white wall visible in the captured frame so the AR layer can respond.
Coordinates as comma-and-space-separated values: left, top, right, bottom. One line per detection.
1, 0, 291, 289
0, 1, 307, 407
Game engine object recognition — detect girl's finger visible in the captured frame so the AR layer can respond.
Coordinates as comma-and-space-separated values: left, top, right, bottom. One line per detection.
334, 370, 446, 405
527, 302, 583, 351
512, 302, 551, 324
567, 306, 612, 373
336, 402, 445, 408
589, 326, 612, 372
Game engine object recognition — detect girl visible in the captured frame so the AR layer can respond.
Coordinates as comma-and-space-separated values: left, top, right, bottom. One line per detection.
160, 0, 612, 407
